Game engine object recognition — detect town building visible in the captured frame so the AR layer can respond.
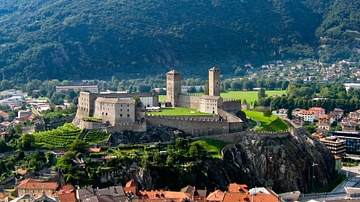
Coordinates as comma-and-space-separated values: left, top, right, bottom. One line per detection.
0, 96, 24, 108
344, 83, 360, 91
298, 110, 315, 123
55, 85, 99, 93
206, 183, 284, 202
16, 178, 58, 198
341, 119, 358, 132
332, 108, 344, 120
308, 107, 326, 121
0, 111, 8, 121
320, 136, 346, 157
331, 131, 360, 154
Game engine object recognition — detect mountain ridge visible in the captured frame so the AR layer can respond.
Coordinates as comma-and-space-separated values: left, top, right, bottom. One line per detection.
0, 0, 359, 81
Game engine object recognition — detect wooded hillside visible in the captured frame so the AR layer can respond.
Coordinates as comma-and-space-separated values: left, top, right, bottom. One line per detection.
0, 0, 359, 81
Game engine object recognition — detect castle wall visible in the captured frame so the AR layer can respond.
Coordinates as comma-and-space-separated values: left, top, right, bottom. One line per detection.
79, 120, 105, 130
222, 99, 241, 111
106, 122, 147, 133
229, 122, 246, 133
147, 115, 232, 136
177, 95, 200, 109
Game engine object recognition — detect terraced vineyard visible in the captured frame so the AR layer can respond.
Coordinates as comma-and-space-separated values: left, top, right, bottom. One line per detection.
33, 123, 81, 149
83, 131, 110, 145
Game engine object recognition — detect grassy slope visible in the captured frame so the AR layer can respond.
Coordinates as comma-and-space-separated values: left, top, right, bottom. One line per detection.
243, 110, 289, 132
193, 139, 229, 158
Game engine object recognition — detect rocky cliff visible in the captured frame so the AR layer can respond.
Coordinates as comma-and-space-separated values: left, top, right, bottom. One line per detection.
104, 129, 334, 193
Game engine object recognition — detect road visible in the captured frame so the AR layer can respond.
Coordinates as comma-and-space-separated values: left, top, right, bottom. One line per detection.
298, 166, 360, 201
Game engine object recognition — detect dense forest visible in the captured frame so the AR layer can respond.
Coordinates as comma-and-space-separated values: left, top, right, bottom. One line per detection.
0, 0, 359, 82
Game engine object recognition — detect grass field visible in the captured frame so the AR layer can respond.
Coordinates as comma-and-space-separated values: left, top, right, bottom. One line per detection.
193, 138, 229, 158
158, 90, 286, 104
243, 110, 289, 132
146, 108, 211, 116
221, 90, 286, 105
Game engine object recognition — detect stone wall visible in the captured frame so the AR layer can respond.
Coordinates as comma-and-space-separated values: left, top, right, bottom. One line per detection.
147, 115, 244, 136
177, 94, 201, 109
79, 120, 105, 130
222, 99, 241, 111
106, 122, 147, 133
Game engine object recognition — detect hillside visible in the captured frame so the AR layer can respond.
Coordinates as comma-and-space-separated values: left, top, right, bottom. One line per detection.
0, 0, 359, 81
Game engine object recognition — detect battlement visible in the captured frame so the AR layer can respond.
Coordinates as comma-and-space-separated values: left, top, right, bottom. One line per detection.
223, 98, 240, 103
146, 114, 223, 122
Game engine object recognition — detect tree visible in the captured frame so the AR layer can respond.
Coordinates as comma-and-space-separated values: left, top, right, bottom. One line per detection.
69, 140, 87, 154
258, 88, 266, 100
263, 110, 272, 120
132, 96, 143, 108
189, 144, 199, 158
0, 139, 9, 153
21, 134, 35, 150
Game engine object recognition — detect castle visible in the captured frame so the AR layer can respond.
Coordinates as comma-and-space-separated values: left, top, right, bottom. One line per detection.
73, 67, 246, 135
166, 67, 241, 113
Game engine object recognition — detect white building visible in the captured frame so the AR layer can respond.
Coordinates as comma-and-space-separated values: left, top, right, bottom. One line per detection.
298, 110, 315, 123
344, 83, 360, 91
0, 96, 24, 107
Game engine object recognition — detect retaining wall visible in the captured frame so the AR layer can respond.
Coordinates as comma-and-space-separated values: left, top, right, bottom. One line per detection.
146, 114, 244, 136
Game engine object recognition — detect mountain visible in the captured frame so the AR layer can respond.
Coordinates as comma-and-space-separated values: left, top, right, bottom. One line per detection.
0, 0, 359, 81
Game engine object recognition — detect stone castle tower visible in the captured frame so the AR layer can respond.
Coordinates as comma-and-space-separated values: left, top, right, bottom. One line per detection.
166, 70, 181, 107
209, 67, 220, 96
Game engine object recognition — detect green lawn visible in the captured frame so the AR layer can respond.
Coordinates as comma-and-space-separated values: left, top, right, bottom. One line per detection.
220, 90, 286, 105
159, 95, 166, 101
146, 108, 211, 116
243, 110, 289, 132
159, 90, 286, 104
193, 138, 229, 158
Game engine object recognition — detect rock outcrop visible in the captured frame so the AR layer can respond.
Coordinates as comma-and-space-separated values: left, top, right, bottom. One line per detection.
220, 131, 335, 193
104, 129, 334, 193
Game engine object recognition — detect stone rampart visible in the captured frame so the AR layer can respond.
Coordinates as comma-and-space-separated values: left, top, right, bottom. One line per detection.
106, 122, 147, 133
147, 114, 232, 136
79, 120, 105, 130
222, 99, 241, 111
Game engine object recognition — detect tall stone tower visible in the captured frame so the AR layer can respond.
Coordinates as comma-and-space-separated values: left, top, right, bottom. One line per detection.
209, 67, 220, 96
166, 70, 181, 107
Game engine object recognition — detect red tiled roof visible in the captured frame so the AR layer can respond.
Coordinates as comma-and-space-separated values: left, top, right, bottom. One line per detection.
309, 107, 325, 111
299, 110, 315, 115
0, 192, 8, 199
89, 148, 101, 153
56, 184, 75, 194
57, 192, 76, 202
206, 190, 225, 201
334, 155, 342, 160
139, 190, 191, 202
17, 178, 58, 191
125, 179, 137, 188
228, 183, 248, 193
1, 121, 11, 127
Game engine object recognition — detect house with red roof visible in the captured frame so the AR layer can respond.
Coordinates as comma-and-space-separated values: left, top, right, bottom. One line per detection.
16, 178, 59, 198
